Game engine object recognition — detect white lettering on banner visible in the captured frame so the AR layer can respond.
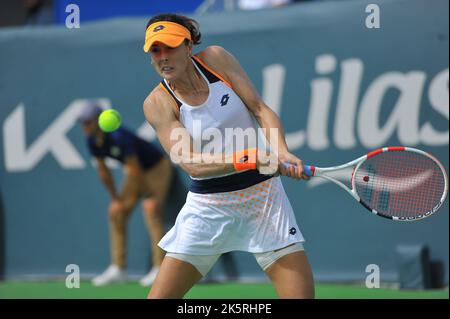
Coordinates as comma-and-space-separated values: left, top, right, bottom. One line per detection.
262, 64, 306, 149
261, 57, 448, 151
262, 64, 285, 115
3, 99, 111, 172
315, 54, 336, 74
307, 78, 332, 150
421, 69, 449, 145
306, 54, 337, 150
358, 71, 425, 148
4, 103, 85, 171
334, 59, 364, 149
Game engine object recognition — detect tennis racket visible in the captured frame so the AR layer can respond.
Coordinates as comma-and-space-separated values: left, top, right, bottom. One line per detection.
283, 146, 448, 221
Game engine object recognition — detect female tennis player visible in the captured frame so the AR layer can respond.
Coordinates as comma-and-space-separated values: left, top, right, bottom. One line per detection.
142, 13, 314, 298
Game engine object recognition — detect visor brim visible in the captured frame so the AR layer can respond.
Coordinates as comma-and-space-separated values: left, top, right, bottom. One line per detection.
143, 35, 185, 52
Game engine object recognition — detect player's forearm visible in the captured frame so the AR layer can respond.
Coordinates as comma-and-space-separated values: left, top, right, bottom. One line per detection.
170, 129, 275, 178
254, 105, 290, 156
178, 152, 236, 178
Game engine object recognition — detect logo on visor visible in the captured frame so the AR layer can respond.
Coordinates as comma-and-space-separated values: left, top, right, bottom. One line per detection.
153, 25, 165, 32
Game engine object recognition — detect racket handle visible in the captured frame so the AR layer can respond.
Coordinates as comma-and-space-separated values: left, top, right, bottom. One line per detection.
303, 165, 313, 177
281, 162, 314, 177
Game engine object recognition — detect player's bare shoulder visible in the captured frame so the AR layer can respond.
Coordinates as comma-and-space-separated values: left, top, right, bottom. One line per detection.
144, 85, 165, 108
143, 85, 178, 128
143, 86, 163, 119
196, 46, 234, 81
197, 45, 231, 66
198, 45, 228, 59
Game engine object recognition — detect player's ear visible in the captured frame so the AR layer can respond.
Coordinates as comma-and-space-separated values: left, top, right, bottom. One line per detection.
185, 39, 193, 57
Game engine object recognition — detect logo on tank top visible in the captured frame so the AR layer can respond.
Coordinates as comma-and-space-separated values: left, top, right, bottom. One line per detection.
110, 146, 121, 157
289, 227, 297, 235
220, 94, 230, 106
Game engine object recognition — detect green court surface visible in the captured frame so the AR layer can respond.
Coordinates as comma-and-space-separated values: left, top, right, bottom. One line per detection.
0, 281, 448, 299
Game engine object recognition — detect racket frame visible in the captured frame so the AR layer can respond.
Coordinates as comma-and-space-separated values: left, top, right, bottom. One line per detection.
305, 146, 448, 221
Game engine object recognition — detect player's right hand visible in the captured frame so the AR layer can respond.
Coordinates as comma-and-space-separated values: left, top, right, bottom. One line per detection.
278, 152, 310, 181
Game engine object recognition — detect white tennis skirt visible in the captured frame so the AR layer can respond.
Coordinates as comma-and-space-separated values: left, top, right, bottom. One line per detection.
159, 176, 305, 255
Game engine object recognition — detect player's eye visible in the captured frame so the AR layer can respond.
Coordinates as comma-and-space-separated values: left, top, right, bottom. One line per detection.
150, 47, 160, 54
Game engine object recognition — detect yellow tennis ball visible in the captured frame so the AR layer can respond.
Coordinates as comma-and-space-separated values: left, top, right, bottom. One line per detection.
98, 109, 121, 133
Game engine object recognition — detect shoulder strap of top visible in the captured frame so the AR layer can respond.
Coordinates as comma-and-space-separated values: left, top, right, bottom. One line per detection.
192, 55, 232, 88
159, 81, 182, 108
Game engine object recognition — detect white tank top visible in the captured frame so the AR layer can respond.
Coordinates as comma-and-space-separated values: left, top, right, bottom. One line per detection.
160, 56, 263, 180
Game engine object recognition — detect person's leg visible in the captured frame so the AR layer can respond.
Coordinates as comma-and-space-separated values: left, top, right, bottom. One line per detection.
257, 244, 315, 299
92, 193, 138, 286
148, 253, 220, 299
109, 193, 139, 268
141, 157, 173, 267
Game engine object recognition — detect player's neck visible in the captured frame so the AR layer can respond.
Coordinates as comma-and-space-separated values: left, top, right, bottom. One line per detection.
168, 61, 206, 94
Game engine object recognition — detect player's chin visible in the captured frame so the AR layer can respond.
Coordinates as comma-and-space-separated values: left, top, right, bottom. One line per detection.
161, 69, 177, 80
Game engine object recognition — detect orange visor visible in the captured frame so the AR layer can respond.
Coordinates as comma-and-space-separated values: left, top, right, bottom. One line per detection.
143, 21, 192, 52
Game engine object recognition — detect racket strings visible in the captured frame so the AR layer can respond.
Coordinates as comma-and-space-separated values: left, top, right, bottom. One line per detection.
355, 151, 446, 218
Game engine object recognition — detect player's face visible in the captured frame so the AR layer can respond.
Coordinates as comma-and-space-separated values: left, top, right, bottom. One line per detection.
149, 41, 192, 80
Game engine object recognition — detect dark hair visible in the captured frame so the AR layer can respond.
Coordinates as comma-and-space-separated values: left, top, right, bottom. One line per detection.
146, 13, 202, 45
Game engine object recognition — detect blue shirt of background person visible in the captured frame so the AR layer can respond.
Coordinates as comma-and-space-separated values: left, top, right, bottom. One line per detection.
87, 126, 163, 170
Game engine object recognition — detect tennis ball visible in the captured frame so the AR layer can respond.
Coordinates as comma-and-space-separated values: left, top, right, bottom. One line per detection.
98, 109, 121, 133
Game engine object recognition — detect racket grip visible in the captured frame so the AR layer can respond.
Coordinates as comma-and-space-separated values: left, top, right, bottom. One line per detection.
303, 165, 313, 177
281, 162, 313, 177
